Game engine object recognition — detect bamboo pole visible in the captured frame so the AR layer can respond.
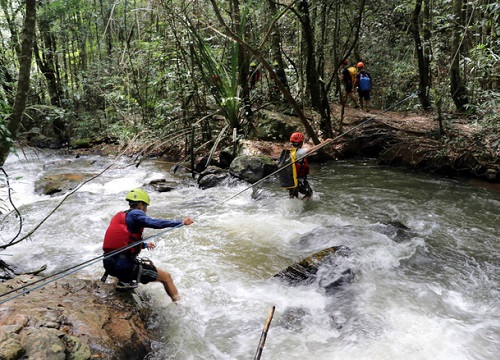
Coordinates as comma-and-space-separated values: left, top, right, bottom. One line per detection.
254, 306, 276, 360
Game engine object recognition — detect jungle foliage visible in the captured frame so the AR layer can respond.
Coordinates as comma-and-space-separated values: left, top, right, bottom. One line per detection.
0, 0, 499, 164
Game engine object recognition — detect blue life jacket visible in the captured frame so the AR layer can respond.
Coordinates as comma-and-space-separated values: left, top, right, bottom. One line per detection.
358, 73, 371, 91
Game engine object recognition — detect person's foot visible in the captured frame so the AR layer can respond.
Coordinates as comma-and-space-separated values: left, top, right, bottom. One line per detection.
354, 105, 360, 109
116, 281, 138, 291
171, 294, 181, 302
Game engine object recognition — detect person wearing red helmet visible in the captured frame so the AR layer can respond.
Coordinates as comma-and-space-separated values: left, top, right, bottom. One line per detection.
279, 132, 332, 199
355, 62, 372, 111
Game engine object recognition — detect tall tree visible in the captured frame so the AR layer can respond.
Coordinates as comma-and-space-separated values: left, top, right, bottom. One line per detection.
0, 0, 36, 166
411, 0, 432, 109
450, 0, 468, 110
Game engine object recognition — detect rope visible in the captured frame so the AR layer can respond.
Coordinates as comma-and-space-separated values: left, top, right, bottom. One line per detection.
0, 167, 23, 244
203, 90, 420, 212
0, 91, 418, 304
0, 224, 183, 304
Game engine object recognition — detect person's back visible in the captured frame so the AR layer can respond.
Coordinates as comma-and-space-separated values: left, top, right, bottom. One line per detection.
339, 58, 359, 108
102, 188, 193, 302
281, 132, 332, 200
355, 62, 372, 111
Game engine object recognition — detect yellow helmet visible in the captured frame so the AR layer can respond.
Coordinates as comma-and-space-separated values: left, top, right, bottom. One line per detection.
125, 188, 150, 205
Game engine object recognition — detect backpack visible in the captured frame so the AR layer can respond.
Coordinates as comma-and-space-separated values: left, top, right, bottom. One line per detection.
347, 66, 357, 85
358, 73, 372, 91
278, 148, 298, 188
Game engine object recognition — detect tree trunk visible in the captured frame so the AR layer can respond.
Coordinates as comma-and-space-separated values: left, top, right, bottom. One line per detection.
411, 0, 432, 109
267, 0, 285, 73
299, 0, 333, 138
231, 0, 251, 121
0, 0, 36, 166
35, 12, 67, 144
450, 0, 468, 111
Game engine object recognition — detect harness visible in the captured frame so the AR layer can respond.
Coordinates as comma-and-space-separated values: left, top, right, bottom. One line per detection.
294, 154, 309, 179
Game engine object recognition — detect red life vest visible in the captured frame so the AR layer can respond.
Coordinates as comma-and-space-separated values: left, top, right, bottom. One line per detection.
295, 156, 309, 178
103, 211, 144, 256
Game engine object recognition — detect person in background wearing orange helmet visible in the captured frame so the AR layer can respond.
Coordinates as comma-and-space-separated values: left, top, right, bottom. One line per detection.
355, 62, 372, 111
339, 58, 359, 109
102, 188, 193, 302
285, 132, 332, 200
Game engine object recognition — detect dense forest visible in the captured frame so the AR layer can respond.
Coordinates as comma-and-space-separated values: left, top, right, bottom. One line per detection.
0, 0, 499, 166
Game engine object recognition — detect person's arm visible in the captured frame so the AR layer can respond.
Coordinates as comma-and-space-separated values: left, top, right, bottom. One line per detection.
305, 138, 333, 155
128, 210, 183, 230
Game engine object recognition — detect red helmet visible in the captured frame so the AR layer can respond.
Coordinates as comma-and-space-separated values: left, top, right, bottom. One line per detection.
357, 62, 365, 68
290, 132, 305, 143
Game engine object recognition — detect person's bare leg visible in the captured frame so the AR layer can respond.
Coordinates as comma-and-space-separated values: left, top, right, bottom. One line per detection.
156, 269, 180, 302
349, 92, 358, 107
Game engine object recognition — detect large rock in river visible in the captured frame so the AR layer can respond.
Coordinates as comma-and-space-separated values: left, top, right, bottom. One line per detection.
229, 155, 277, 184
0, 275, 153, 360
274, 245, 354, 293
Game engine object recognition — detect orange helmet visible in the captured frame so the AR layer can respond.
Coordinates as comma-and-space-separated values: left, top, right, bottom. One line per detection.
357, 62, 365, 68
290, 132, 305, 143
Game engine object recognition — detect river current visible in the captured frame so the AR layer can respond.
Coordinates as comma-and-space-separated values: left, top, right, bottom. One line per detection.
1, 149, 499, 360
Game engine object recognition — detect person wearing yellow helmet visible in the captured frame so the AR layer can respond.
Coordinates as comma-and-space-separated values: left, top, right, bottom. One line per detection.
339, 58, 359, 109
102, 188, 193, 302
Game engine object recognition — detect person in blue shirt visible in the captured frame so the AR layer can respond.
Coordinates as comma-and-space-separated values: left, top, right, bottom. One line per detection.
355, 62, 372, 111
103, 188, 193, 302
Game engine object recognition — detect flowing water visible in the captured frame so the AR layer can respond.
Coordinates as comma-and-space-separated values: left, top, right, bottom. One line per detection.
1, 149, 499, 360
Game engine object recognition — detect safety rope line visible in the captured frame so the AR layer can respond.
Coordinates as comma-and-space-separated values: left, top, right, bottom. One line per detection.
0, 224, 183, 304
0, 91, 418, 305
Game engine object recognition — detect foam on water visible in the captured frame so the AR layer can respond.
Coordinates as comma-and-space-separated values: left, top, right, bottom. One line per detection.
1, 152, 499, 359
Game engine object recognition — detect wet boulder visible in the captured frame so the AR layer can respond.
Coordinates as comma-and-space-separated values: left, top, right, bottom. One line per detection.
34, 173, 94, 196
149, 178, 177, 192
369, 221, 416, 243
218, 150, 235, 169
253, 109, 299, 141
0, 276, 153, 360
274, 245, 354, 293
229, 155, 277, 184
197, 166, 235, 189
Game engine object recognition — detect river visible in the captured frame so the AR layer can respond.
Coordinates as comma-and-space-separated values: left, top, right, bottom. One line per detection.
1, 149, 499, 360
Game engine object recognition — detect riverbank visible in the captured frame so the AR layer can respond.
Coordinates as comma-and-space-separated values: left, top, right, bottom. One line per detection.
71, 105, 499, 183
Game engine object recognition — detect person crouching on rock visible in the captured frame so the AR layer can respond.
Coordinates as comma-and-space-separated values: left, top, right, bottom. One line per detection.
102, 188, 193, 302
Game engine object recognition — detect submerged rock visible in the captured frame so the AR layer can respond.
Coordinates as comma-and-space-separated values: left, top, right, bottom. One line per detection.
274, 245, 354, 293
369, 221, 416, 243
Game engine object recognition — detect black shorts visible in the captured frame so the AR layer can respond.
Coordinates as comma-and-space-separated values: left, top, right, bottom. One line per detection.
358, 89, 371, 100
343, 83, 353, 93
103, 254, 158, 284
289, 178, 313, 198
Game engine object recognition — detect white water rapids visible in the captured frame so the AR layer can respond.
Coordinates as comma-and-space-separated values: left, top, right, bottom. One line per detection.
1, 149, 499, 359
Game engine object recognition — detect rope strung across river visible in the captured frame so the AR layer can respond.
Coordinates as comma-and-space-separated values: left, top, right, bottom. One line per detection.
0, 91, 419, 304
